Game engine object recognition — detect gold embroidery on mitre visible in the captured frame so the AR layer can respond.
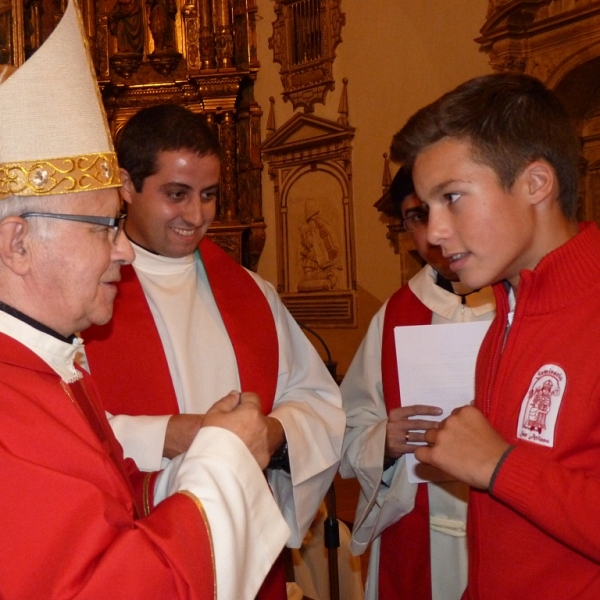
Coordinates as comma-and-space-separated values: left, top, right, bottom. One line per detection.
0, 153, 121, 199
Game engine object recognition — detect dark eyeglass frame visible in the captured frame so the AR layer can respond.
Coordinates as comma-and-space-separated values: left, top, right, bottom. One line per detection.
401, 208, 429, 234
19, 212, 126, 242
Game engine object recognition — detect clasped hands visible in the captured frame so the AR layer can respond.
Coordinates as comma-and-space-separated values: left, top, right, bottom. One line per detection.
387, 404, 511, 490
164, 391, 284, 470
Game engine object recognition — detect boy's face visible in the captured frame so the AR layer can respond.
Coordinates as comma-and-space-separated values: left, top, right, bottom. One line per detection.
412, 137, 538, 291
121, 149, 220, 258
400, 193, 458, 282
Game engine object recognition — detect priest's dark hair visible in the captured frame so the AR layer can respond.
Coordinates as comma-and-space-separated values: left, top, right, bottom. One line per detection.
116, 104, 221, 192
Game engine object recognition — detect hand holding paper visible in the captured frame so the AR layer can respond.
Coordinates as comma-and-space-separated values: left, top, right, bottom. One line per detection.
415, 405, 511, 489
394, 320, 491, 483
385, 404, 442, 459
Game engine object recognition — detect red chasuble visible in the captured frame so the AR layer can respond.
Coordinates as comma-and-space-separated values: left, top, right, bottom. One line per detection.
0, 333, 214, 599
380, 284, 434, 600
86, 237, 286, 600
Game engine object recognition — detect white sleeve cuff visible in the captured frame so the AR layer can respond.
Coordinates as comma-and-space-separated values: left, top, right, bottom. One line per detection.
106, 413, 170, 472
158, 426, 289, 600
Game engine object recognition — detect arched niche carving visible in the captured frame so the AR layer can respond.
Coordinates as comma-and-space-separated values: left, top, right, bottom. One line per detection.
262, 111, 357, 327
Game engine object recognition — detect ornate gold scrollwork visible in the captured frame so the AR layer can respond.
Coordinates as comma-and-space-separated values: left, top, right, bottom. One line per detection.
0, 153, 121, 199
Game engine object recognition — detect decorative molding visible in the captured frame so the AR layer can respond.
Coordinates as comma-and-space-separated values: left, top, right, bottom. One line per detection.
262, 110, 357, 327
268, 0, 345, 113
281, 291, 355, 328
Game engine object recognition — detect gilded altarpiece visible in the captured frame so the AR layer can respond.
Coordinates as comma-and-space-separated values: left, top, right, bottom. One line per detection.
262, 112, 357, 327
2, 0, 266, 269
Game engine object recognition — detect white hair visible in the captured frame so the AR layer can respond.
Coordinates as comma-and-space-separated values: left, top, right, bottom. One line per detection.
0, 194, 71, 239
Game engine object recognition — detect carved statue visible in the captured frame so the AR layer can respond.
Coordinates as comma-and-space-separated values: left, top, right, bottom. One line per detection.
147, 0, 177, 51
109, 0, 144, 54
298, 199, 342, 292
0, 0, 11, 64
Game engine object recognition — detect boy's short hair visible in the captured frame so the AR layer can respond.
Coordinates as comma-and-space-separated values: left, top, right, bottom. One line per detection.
116, 104, 220, 192
389, 166, 415, 218
390, 73, 581, 219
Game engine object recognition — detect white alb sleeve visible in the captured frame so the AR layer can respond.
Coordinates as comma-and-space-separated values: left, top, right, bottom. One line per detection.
154, 426, 290, 600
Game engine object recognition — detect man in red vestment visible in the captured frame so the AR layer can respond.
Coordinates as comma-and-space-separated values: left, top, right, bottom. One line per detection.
84, 104, 346, 599
0, 3, 288, 597
340, 167, 495, 600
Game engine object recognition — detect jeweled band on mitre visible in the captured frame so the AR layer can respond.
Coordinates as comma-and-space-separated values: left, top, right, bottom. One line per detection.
0, 152, 121, 200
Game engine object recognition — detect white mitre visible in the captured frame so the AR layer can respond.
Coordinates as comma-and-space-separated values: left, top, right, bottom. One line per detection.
0, 0, 120, 200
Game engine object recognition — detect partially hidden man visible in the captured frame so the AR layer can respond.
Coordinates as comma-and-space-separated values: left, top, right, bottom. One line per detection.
0, 3, 288, 597
85, 104, 346, 599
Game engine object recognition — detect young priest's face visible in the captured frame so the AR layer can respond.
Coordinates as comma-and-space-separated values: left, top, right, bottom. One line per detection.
412, 137, 539, 291
121, 149, 220, 258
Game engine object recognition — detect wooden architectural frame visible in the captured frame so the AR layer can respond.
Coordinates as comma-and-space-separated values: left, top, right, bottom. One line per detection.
262, 107, 357, 327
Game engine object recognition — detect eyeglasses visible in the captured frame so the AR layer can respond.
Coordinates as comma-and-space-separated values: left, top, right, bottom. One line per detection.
401, 208, 429, 233
20, 212, 126, 242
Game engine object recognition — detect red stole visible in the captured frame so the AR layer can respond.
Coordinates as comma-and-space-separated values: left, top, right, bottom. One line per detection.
85, 238, 285, 600
380, 284, 433, 600
86, 238, 279, 416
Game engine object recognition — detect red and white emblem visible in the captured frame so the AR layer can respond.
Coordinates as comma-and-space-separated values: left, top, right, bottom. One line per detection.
517, 364, 566, 447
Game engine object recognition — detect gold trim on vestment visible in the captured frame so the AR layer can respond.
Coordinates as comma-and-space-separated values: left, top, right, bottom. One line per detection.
143, 472, 153, 517
60, 380, 77, 404
177, 490, 217, 600
0, 153, 121, 199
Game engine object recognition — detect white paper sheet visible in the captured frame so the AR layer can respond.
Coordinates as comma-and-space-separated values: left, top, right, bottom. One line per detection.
394, 321, 492, 484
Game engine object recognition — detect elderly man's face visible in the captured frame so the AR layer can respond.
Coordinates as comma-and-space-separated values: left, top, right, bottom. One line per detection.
30, 189, 134, 336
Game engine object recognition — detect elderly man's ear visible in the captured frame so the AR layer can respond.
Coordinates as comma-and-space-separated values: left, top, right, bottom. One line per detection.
0, 217, 32, 274
119, 169, 135, 206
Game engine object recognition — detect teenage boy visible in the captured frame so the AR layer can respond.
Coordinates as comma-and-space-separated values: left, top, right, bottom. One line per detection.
340, 167, 495, 600
391, 72, 600, 598
85, 104, 345, 600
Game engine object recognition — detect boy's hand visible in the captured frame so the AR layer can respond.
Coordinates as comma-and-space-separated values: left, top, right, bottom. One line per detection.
414, 405, 510, 489
385, 404, 442, 458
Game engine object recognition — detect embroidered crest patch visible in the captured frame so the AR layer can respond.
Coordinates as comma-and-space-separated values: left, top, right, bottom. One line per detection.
517, 364, 566, 447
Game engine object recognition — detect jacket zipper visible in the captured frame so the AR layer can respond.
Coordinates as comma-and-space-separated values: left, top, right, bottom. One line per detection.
485, 290, 511, 417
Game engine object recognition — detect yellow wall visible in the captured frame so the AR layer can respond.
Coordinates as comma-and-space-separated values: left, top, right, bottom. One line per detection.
254, 0, 493, 375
